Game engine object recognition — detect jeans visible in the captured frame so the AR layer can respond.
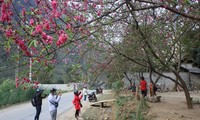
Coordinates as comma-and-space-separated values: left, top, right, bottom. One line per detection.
34, 105, 41, 120
50, 110, 57, 120
141, 90, 147, 97
84, 95, 87, 101
75, 109, 80, 119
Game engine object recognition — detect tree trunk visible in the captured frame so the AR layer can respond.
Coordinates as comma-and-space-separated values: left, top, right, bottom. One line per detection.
124, 72, 132, 89
173, 77, 178, 91
182, 81, 193, 109
174, 71, 193, 109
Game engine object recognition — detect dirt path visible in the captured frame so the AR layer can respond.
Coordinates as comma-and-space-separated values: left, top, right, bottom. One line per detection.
57, 91, 107, 120
147, 92, 200, 120
58, 91, 200, 120
58, 90, 114, 120
58, 100, 91, 120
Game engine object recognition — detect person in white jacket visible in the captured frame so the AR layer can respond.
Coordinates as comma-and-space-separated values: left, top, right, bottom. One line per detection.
48, 88, 61, 120
82, 86, 88, 101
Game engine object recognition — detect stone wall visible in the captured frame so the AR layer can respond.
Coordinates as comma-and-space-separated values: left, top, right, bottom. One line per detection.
190, 74, 200, 89
122, 72, 190, 91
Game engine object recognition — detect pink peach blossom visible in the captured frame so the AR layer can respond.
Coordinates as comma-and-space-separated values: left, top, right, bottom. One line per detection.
75, 15, 80, 21
97, 10, 102, 16
66, 23, 71, 30
5, 29, 13, 37
44, 22, 50, 30
35, 24, 43, 33
30, 19, 34, 26
56, 33, 68, 46
46, 35, 53, 44
22, 8, 26, 16
42, 32, 47, 39
51, 0, 57, 10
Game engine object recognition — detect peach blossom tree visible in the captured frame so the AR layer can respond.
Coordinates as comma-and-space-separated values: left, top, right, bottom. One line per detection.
0, 0, 199, 108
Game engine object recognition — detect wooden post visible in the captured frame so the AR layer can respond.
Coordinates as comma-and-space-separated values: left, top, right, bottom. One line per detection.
101, 102, 104, 108
135, 85, 140, 100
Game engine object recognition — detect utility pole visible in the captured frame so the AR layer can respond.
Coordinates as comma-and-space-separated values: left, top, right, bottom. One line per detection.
15, 46, 20, 88
29, 50, 32, 81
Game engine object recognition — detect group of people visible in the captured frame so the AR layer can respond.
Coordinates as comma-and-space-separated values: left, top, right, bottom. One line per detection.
33, 86, 85, 120
132, 76, 158, 98
33, 77, 158, 120
33, 87, 62, 120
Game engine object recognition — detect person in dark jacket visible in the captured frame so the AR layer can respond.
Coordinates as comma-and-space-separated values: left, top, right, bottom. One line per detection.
34, 88, 46, 120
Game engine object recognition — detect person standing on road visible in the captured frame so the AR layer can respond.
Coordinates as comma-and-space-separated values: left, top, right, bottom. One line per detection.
132, 82, 136, 96
72, 90, 83, 120
140, 76, 147, 98
48, 88, 61, 120
82, 87, 88, 102
149, 81, 157, 97
34, 88, 46, 120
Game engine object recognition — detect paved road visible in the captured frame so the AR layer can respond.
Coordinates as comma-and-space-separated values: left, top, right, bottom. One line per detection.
0, 92, 74, 120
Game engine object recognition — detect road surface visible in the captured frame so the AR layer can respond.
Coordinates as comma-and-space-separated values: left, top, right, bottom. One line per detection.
0, 92, 74, 120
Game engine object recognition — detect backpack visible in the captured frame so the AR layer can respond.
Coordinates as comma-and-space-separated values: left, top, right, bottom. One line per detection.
31, 95, 36, 107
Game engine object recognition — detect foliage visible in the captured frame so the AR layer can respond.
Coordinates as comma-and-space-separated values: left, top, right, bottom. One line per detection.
0, 47, 15, 84
115, 96, 148, 120
0, 79, 35, 107
191, 46, 200, 67
112, 80, 123, 94
0, 79, 15, 92
134, 98, 149, 120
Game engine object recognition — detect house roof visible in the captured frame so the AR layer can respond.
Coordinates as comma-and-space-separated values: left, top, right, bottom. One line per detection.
188, 67, 200, 74
181, 64, 200, 74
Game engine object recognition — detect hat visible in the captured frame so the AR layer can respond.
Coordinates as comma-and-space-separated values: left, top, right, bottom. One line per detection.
36, 88, 43, 92
50, 88, 57, 92
74, 90, 78, 95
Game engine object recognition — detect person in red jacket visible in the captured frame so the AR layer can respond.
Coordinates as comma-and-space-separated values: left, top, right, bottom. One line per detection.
140, 76, 147, 98
72, 90, 83, 120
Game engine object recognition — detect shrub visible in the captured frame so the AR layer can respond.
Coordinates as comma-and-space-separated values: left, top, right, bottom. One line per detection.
0, 79, 15, 93
115, 96, 149, 120
0, 92, 9, 106
9, 91, 20, 104
135, 98, 149, 120
112, 80, 123, 94
0, 80, 36, 108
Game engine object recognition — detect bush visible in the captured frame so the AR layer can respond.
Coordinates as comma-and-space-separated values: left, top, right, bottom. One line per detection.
115, 96, 149, 120
9, 91, 20, 104
115, 96, 135, 120
0, 79, 15, 93
0, 80, 36, 108
112, 80, 123, 94
0, 92, 9, 106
